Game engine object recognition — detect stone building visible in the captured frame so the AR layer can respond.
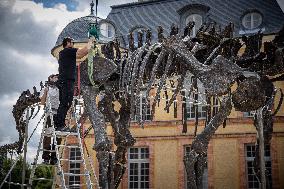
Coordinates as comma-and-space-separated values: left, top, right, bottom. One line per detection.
51, 0, 284, 188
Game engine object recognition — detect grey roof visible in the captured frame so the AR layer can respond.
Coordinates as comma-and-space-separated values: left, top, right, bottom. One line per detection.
54, 15, 103, 48
107, 0, 284, 45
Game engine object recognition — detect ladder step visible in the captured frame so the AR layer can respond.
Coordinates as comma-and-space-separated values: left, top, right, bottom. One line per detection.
4, 181, 30, 187
64, 172, 90, 176
39, 148, 56, 152
57, 145, 80, 148
55, 131, 78, 136
30, 177, 53, 181
59, 183, 92, 187
43, 128, 55, 132
43, 133, 53, 137
60, 159, 83, 163
68, 183, 88, 187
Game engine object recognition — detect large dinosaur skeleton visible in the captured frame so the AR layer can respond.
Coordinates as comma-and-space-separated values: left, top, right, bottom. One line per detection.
80, 22, 283, 189
1, 22, 283, 189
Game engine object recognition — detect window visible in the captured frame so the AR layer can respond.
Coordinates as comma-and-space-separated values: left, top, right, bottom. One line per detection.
212, 96, 219, 116
100, 22, 115, 39
133, 92, 152, 122
186, 103, 207, 119
184, 74, 207, 119
244, 111, 255, 118
245, 144, 272, 189
69, 147, 81, 189
242, 12, 262, 30
184, 145, 208, 188
186, 14, 203, 37
128, 147, 150, 189
131, 27, 146, 47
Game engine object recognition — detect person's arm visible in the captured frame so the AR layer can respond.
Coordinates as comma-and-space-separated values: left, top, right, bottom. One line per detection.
40, 87, 48, 105
76, 38, 94, 59
76, 46, 88, 59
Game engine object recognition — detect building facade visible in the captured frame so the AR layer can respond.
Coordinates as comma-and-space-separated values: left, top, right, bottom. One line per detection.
51, 0, 284, 188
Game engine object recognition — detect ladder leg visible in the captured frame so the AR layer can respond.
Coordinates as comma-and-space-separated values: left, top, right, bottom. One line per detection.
21, 108, 30, 189
28, 112, 48, 188
50, 112, 67, 189
77, 126, 93, 189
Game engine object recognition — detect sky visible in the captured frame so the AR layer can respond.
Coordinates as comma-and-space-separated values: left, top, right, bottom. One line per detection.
0, 0, 135, 162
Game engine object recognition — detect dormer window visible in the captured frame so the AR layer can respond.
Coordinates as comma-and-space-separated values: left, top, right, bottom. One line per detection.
186, 14, 203, 37
177, 4, 210, 37
133, 28, 146, 45
100, 22, 115, 39
242, 11, 262, 30
129, 26, 147, 47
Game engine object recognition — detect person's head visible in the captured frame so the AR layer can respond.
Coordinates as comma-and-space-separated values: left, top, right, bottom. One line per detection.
62, 37, 74, 48
48, 74, 58, 83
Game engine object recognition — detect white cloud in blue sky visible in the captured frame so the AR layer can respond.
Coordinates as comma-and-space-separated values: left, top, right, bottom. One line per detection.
32, 0, 79, 11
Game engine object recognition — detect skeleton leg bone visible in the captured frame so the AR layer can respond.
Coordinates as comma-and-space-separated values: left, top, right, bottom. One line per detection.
98, 84, 135, 188
81, 85, 112, 189
184, 96, 232, 189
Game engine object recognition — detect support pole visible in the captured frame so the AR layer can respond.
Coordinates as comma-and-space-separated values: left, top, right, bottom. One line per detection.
256, 108, 266, 189
21, 108, 30, 189
9, 152, 13, 189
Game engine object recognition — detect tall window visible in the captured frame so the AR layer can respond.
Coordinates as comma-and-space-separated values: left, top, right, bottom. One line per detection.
184, 145, 208, 188
133, 93, 151, 122
69, 147, 81, 189
100, 22, 115, 39
245, 144, 272, 189
131, 27, 146, 47
128, 147, 150, 189
242, 12, 262, 30
212, 96, 219, 116
186, 14, 203, 37
184, 74, 207, 119
186, 103, 207, 119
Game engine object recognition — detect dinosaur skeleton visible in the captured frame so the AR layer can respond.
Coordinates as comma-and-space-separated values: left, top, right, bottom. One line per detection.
81, 22, 283, 189
1, 22, 284, 189
0, 84, 42, 156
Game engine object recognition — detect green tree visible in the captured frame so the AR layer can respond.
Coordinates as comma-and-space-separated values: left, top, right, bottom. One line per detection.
32, 165, 54, 189
0, 156, 31, 189
0, 157, 54, 189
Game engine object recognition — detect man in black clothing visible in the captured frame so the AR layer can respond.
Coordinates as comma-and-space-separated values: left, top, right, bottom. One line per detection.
55, 37, 93, 130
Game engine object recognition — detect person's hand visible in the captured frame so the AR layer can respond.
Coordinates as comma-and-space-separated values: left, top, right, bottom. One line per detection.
87, 39, 93, 50
91, 37, 96, 43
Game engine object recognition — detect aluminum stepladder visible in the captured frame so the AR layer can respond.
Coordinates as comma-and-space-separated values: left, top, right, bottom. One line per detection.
28, 93, 94, 189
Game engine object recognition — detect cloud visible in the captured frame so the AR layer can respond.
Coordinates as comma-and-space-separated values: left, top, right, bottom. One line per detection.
0, 48, 57, 96
0, 1, 59, 96
13, 1, 89, 34
0, 2, 57, 55
31, 0, 79, 11
0, 93, 19, 146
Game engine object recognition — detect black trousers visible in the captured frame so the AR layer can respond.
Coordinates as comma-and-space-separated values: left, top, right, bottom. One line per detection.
55, 80, 74, 128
